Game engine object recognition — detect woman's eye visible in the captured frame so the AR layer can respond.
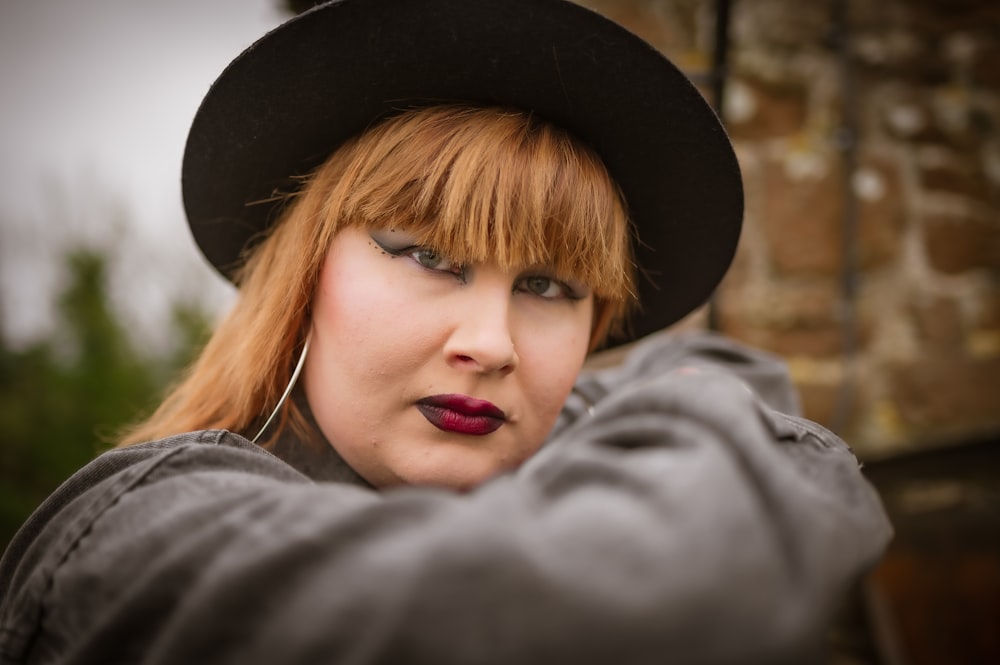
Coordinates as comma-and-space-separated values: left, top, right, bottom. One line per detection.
520, 276, 567, 299
411, 248, 447, 270
408, 248, 464, 278
369, 233, 464, 279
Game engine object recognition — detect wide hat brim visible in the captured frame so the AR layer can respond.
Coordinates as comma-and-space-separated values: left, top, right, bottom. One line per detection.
182, 0, 743, 346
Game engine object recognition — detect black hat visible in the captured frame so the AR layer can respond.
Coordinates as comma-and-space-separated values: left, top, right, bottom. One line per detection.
182, 0, 743, 344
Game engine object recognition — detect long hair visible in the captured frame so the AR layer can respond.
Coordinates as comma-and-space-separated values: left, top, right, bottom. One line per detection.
119, 105, 635, 447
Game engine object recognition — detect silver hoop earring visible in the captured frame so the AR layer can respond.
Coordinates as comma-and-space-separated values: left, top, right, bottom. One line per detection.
251, 332, 312, 444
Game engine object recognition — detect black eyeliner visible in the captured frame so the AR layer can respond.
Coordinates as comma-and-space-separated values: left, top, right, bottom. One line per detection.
369, 232, 419, 257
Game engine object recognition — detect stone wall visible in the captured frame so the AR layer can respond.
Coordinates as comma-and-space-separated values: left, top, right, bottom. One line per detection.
582, 0, 1000, 459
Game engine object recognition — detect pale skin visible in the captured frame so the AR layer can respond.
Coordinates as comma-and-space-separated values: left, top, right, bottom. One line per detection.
303, 225, 594, 490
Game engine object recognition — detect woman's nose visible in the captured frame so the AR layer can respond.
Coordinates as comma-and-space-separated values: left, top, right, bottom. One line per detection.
444, 288, 519, 375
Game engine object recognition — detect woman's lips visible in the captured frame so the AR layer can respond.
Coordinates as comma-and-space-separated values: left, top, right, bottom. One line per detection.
416, 394, 506, 435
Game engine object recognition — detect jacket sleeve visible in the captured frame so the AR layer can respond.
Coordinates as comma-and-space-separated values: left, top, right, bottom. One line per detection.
0, 339, 891, 665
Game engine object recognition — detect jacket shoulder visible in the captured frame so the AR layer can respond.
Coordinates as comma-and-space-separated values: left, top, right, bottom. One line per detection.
0, 430, 300, 662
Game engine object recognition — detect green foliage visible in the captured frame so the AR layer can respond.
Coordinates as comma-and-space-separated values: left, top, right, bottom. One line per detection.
0, 249, 212, 551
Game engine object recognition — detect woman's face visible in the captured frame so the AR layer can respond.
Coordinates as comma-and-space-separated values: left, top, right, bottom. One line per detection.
303, 225, 594, 490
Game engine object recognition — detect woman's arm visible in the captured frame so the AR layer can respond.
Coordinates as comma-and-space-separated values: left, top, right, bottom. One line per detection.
0, 360, 890, 665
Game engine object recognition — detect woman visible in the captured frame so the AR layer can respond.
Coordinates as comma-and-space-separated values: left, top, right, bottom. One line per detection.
124, 104, 635, 490
0, 1, 891, 663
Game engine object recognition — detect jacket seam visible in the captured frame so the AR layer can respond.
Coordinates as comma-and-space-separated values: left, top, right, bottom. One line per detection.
0, 443, 204, 661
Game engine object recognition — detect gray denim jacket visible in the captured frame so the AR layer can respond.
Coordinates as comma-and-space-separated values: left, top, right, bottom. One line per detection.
0, 332, 891, 664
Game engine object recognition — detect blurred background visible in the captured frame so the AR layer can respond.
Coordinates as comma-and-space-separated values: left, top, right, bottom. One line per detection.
1, 0, 285, 580
1, 0, 997, 663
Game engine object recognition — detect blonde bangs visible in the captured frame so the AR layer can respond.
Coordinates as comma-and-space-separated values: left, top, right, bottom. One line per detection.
330, 106, 635, 302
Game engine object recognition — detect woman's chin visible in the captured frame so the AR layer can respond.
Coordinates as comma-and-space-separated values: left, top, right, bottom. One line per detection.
374, 450, 519, 493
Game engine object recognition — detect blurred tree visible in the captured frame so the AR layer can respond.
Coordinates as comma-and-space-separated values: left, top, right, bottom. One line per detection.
0, 248, 211, 551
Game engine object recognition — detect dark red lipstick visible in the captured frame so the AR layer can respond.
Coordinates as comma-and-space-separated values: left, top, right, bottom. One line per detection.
416, 394, 506, 435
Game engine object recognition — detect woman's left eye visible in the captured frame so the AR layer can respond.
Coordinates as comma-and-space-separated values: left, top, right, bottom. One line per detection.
518, 276, 572, 300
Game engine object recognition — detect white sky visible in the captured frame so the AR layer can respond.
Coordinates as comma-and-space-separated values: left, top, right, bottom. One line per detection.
0, 0, 288, 352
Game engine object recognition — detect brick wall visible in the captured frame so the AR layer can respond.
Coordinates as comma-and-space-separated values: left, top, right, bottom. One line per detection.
584, 0, 1000, 458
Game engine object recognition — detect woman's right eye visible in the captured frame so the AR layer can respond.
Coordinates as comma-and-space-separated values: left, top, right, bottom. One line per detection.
370, 233, 466, 280
405, 247, 465, 279
410, 248, 447, 270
